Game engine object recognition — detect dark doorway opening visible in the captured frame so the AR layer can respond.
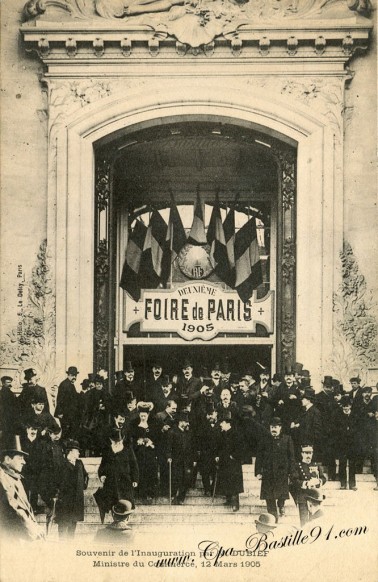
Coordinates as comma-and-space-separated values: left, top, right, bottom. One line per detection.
123, 344, 272, 381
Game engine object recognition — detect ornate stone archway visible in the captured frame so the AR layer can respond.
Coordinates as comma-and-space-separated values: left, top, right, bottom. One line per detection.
20, 0, 372, 384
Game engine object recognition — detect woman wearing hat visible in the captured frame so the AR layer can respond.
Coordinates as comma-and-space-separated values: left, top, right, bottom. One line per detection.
130, 403, 159, 504
55, 440, 88, 539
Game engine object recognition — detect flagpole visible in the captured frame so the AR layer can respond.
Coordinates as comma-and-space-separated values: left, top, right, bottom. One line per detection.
170, 219, 173, 289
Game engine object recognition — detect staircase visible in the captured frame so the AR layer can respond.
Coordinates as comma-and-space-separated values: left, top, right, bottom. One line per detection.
36, 457, 377, 538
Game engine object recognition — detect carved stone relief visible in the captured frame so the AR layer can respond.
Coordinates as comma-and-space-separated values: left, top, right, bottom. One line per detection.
0, 240, 58, 389
328, 241, 378, 385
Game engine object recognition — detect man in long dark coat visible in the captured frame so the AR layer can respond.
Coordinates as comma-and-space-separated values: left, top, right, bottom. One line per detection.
95, 429, 139, 522
0, 376, 22, 442
166, 411, 196, 504
290, 388, 323, 460
20, 421, 43, 512
215, 410, 244, 511
272, 371, 301, 431
150, 375, 178, 414
196, 402, 219, 496
54, 366, 81, 440
38, 424, 66, 517
255, 417, 296, 521
334, 397, 359, 489
55, 440, 88, 538
315, 376, 339, 479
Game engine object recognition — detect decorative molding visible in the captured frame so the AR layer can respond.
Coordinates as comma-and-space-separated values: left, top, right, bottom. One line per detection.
282, 239, 296, 283
22, 0, 373, 21
0, 240, 58, 388
21, 0, 372, 54
281, 314, 296, 364
329, 241, 378, 384
95, 157, 111, 211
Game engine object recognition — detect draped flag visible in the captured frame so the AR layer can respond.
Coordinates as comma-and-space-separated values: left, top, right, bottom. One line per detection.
207, 195, 230, 283
223, 206, 236, 288
187, 191, 207, 245
139, 210, 168, 289
120, 218, 147, 301
234, 216, 263, 302
161, 196, 187, 285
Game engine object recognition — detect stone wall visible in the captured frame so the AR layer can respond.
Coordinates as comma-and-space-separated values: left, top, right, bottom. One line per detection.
1, 1, 48, 339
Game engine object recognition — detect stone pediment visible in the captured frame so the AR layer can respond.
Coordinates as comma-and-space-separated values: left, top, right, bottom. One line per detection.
22, 0, 372, 54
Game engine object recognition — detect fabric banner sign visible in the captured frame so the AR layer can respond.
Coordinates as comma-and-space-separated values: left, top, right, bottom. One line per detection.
124, 282, 274, 341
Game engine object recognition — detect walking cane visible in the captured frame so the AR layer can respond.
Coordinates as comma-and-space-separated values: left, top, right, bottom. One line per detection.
168, 458, 172, 506
46, 497, 57, 536
212, 463, 219, 504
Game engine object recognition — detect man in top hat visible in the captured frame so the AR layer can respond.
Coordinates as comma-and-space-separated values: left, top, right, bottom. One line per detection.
255, 417, 296, 521
290, 443, 327, 526
304, 488, 325, 523
176, 359, 202, 409
215, 410, 244, 512
290, 387, 322, 460
38, 423, 65, 519
190, 377, 217, 434
315, 376, 340, 479
18, 368, 50, 416
0, 435, 45, 541
55, 439, 88, 539
123, 361, 143, 401
54, 366, 81, 441
166, 411, 197, 505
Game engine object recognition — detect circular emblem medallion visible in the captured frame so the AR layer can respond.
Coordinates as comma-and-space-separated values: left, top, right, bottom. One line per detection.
177, 244, 214, 279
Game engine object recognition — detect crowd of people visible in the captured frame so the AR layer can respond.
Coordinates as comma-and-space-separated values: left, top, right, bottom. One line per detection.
0, 360, 377, 541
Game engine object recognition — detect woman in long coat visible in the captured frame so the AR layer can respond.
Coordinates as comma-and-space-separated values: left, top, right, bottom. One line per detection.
55, 440, 88, 538
215, 412, 244, 512
95, 429, 139, 523
130, 403, 158, 503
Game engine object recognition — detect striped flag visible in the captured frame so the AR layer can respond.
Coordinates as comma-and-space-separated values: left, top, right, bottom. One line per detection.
234, 216, 263, 302
139, 210, 168, 289
120, 219, 147, 301
187, 191, 207, 245
161, 197, 187, 285
223, 206, 236, 287
207, 195, 230, 283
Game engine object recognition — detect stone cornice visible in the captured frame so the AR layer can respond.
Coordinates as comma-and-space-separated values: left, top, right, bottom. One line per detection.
21, 19, 372, 64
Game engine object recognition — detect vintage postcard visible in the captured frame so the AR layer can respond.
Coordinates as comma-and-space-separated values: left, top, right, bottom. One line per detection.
0, 0, 377, 580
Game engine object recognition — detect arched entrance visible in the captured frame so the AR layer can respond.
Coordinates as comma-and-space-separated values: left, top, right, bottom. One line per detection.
93, 119, 297, 382
53, 83, 335, 382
